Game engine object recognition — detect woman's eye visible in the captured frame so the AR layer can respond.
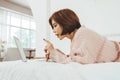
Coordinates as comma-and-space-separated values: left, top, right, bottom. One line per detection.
54, 25, 57, 28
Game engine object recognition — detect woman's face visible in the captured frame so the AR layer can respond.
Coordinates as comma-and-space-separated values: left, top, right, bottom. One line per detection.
51, 19, 66, 40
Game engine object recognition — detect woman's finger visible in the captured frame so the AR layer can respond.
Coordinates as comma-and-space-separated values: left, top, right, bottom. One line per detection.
44, 49, 47, 53
46, 54, 49, 61
43, 38, 51, 44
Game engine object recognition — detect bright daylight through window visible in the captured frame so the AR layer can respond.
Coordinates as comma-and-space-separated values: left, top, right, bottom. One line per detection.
0, 7, 36, 49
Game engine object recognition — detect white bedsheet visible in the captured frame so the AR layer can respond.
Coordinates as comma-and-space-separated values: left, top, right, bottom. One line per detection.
0, 59, 120, 80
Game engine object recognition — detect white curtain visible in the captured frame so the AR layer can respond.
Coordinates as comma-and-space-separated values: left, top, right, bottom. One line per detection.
0, 8, 7, 42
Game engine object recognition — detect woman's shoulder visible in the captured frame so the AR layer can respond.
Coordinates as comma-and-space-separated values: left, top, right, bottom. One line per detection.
74, 25, 104, 41
78, 25, 94, 32
78, 25, 102, 36
75, 25, 91, 36
72, 25, 88, 41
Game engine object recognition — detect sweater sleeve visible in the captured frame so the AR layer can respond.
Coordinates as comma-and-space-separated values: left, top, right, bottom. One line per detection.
70, 45, 96, 64
70, 27, 102, 64
49, 49, 72, 64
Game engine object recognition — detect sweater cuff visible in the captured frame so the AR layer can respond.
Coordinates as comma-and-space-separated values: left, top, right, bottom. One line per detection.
49, 49, 72, 63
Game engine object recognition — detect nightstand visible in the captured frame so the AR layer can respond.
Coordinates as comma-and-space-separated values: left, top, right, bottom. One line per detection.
26, 49, 35, 59
0, 51, 6, 62
0, 58, 4, 62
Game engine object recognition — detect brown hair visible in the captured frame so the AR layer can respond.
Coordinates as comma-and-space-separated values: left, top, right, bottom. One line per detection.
49, 8, 81, 35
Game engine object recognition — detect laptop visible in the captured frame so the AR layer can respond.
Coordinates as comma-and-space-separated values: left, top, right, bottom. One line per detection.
14, 36, 27, 62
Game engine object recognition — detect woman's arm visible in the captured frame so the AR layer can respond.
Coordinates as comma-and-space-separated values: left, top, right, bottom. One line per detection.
70, 45, 97, 64
71, 53, 95, 64
43, 39, 71, 63
49, 49, 72, 63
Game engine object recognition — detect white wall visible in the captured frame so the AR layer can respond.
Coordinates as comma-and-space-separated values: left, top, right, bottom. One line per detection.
28, 0, 120, 56
28, 0, 50, 56
50, 0, 120, 35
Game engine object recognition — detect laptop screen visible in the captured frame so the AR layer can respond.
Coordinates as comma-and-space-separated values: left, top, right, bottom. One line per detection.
14, 36, 27, 62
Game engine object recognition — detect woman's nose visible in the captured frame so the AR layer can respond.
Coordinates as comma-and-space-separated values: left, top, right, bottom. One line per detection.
53, 29, 56, 33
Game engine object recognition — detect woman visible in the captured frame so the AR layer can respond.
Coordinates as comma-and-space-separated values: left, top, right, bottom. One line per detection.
44, 8, 120, 64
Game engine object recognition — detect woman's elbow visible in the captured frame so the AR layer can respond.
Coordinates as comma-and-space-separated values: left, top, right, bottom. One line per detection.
71, 56, 95, 64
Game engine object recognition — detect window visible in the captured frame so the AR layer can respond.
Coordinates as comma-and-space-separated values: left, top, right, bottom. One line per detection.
0, 7, 36, 49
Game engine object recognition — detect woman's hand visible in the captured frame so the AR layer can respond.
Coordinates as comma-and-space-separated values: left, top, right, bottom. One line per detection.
43, 39, 54, 61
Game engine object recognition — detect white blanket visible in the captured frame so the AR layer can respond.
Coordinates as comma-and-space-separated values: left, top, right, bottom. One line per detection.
0, 59, 120, 80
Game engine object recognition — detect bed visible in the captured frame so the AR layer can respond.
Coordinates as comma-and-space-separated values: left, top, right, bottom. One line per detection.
0, 59, 120, 80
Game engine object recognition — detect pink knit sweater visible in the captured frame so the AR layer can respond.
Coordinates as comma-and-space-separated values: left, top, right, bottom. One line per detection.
49, 26, 120, 64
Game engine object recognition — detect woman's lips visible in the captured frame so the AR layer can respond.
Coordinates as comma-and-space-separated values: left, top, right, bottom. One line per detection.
55, 34, 59, 37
